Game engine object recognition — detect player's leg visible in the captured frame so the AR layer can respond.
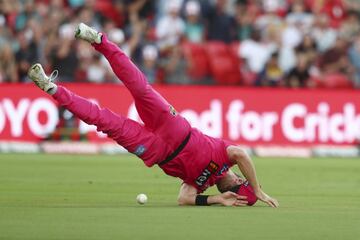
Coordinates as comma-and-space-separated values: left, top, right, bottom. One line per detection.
51, 85, 140, 148
74, 23, 191, 151
74, 23, 188, 134
27, 63, 164, 164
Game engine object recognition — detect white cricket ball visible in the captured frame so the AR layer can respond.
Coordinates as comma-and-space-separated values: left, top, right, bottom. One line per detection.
136, 193, 148, 205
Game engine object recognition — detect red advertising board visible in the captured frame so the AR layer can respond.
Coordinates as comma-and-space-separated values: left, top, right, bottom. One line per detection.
0, 83, 359, 146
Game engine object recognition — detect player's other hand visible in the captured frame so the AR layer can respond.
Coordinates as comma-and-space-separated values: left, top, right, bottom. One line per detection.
219, 191, 248, 206
254, 189, 279, 208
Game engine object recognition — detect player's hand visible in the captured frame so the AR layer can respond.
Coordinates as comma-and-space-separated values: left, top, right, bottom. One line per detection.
254, 189, 279, 208
218, 191, 248, 206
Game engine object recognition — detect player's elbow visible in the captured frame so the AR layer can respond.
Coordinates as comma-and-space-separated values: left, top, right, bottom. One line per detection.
178, 183, 198, 206
177, 194, 195, 206
228, 146, 248, 164
177, 196, 188, 206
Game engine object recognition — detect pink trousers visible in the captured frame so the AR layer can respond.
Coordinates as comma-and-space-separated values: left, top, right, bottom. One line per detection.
53, 35, 191, 166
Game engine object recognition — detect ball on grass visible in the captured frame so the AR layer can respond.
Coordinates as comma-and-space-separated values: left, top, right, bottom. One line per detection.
136, 193, 148, 205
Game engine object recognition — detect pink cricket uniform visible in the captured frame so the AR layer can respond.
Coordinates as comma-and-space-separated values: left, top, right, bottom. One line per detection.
52, 35, 234, 193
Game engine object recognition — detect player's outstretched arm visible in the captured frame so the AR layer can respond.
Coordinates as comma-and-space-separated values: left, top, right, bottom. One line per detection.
227, 146, 279, 208
177, 183, 248, 206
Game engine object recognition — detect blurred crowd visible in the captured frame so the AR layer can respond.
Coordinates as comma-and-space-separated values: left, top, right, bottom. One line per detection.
1, 0, 360, 88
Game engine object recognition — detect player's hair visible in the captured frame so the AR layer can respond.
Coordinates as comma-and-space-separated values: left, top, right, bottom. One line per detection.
216, 182, 228, 193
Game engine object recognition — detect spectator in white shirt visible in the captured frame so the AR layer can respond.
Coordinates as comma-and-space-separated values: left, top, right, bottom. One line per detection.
311, 14, 338, 53
239, 31, 276, 73
286, 1, 314, 33
156, 0, 185, 51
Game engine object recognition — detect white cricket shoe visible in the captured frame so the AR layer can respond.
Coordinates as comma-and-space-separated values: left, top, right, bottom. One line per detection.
74, 22, 102, 44
28, 63, 58, 94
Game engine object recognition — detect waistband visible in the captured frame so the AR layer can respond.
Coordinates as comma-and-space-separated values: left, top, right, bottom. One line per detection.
158, 132, 191, 166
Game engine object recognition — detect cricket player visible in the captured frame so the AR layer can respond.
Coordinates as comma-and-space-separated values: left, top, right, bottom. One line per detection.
28, 23, 279, 207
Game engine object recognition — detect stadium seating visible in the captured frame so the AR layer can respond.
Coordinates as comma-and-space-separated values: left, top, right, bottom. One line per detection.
205, 41, 242, 85
323, 73, 353, 88
182, 42, 210, 81
313, 73, 353, 89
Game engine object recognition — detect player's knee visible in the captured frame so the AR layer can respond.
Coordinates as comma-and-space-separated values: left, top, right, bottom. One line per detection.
129, 82, 148, 98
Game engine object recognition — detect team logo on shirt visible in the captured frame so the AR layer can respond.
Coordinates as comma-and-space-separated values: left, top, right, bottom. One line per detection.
216, 164, 229, 176
169, 105, 177, 116
134, 145, 146, 156
195, 161, 219, 187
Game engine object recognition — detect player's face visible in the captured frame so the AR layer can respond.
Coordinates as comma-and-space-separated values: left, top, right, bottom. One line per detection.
216, 170, 245, 192
230, 171, 245, 185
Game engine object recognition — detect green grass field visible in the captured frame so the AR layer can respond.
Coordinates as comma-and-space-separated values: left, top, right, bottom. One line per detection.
0, 154, 359, 240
